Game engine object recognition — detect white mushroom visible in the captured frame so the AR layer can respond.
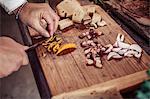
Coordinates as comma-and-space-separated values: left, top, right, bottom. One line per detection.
113, 41, 118, 47
87, 40, 94, 45
120, 35, 124, 42
97, 20, 107, 27
95, 58, 102, 68
90, 22, 98, 28
107, 52, 123, 60
118, 41, 130, 49
87, 35, 92, 39
116, 34, 125, 42
118, 48, 128, 55
83, 20, 92, 25
101, 47, 106, 51
129, 44, 142, 53
86, 52, 92, 58
112, 48, 122, 52
124, 50, 138, 57
134, 52, 142, 58
86, 58, 94, 65
84, 48, 92, 55
104, 44, 113, 53
81, 41, 87, 47
91, 42, 96, 46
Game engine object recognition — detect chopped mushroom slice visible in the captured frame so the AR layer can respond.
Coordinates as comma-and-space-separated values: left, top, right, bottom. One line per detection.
116, 34, 125, 42
118, 48, 128, 55
86, 58, 94, 65
97, 20, 107, 27
112, 48, 122, 52
118, 41, 130, 49
129, 44, 142, 53
95, 57, 102, 68
107, 52, 123, 60
84, 48, 92, 55
124, 50, 138, 57
90, 22, 98, 28
104, 44, 113, 53
83, 20, 92, 25
134, 52, 142, 58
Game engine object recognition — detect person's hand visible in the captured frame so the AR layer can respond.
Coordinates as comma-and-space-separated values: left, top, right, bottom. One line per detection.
0, 37, 29, 78
18, 3, 60, 37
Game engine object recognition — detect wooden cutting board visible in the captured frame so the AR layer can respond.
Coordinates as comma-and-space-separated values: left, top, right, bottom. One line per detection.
31, 5, 150, 98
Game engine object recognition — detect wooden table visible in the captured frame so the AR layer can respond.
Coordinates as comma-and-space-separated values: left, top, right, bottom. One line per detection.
17, 0, 150, 99
28, 4, 150, 99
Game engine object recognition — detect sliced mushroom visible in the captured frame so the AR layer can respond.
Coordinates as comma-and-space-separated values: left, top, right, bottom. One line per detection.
91, 48, 97, 55
101, 47, 106, 52
134, 52, 142, 58
112, 48, 122, 52
83, 19, 92, 25
118, 41, 130, 49
107, 52, 123, 60
90, 22, 98, 28
104, 44, 113, 53
81, 41, 87, 47
118, 48, 128, 55
97, 20, 107, 27
87, 35, 92, 39
124, 50, 138, 57
86, 52, 92, 58
91, 42, 96, 47
87, 40, 94, 45
86, 58, 94, 65
116, 34, 125, 42
113, 41, 118, 47
84, 47, 92, 55
129, 44, 142, 53
95, 57, 102, 68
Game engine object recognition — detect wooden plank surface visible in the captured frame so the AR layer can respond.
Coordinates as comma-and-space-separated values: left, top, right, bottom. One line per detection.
33, 5, 150, 97
52, 70, 149, 99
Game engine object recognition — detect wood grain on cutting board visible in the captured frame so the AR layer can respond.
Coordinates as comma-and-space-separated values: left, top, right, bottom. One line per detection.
32, 5, 150, 96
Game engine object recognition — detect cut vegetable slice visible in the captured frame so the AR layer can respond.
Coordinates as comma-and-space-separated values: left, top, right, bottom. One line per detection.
56, 43, 77, 56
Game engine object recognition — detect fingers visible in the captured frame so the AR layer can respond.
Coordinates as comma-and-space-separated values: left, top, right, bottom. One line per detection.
42, 13, 54, 36
34, 21, 50, 37
48, 7, 60, 32
53, 16, 59, 32
41, 19, 47, 29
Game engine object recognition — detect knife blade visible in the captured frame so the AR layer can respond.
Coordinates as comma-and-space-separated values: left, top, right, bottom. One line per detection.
25, 40, 44, 52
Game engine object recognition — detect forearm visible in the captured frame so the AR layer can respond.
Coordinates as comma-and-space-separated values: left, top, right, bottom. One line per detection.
0, 0, 27, 14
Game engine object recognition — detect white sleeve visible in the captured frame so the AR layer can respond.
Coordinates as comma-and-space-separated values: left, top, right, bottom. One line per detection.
0, 0, 27, 14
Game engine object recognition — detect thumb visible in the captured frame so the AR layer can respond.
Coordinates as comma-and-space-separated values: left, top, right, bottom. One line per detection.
22, 51, 29, 66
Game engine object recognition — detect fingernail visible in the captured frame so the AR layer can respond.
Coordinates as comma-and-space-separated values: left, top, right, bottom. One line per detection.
50, 32, 54, 36
44, 33, 50, 37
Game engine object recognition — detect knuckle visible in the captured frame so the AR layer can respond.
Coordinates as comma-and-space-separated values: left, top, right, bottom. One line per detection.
56, 16, 60, 21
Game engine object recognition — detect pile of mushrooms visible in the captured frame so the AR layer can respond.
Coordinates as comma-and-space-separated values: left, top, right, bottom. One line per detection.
106, 34, 142, 60
79, 31, 142, 68
79, 29, 104, 68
